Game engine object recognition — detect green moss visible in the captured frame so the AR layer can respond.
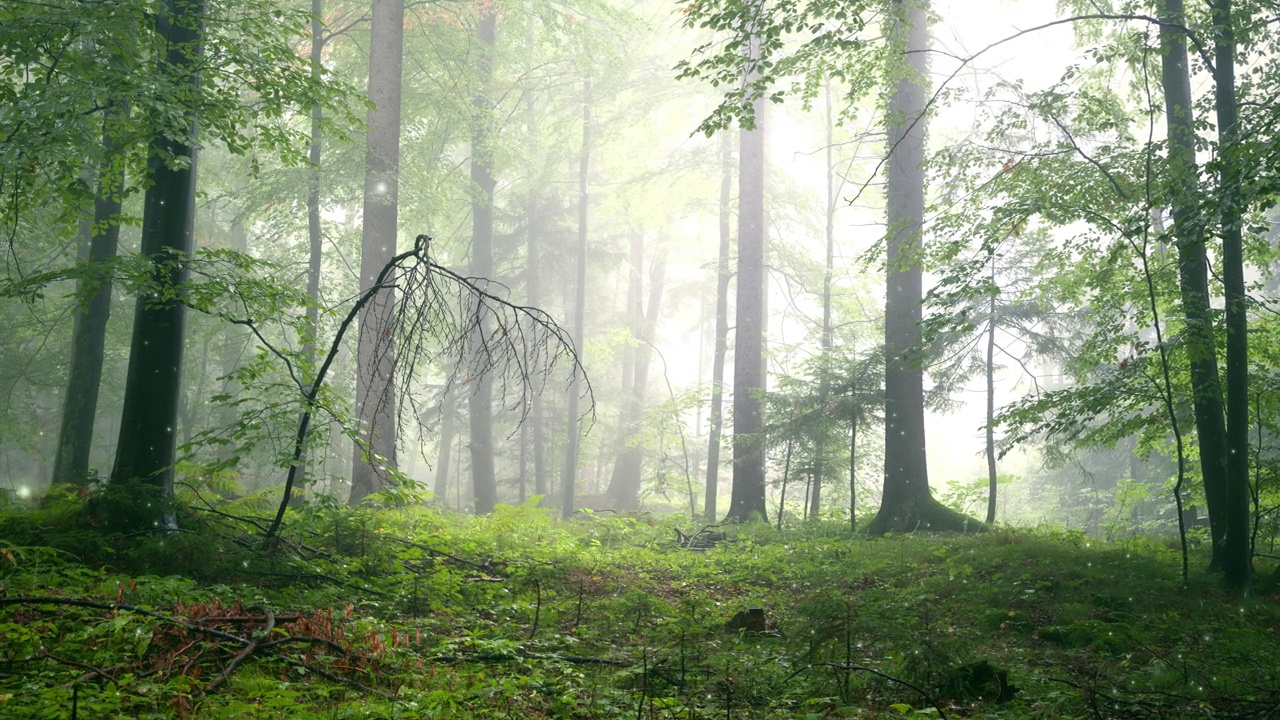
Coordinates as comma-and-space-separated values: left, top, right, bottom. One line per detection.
980, 608, 1030, 633
864, 495, 985, 535
1038, 620, 1129, 653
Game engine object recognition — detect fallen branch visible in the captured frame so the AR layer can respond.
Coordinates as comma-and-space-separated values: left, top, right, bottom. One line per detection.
259, 635, 350, 656
3, 596, 389, 699
434, 651, 631, 667
44, 652, 117, 686
812, 662, 949, 720
1, 596, 255, 645
201, 605, 274, 698
236, 570, 393, 598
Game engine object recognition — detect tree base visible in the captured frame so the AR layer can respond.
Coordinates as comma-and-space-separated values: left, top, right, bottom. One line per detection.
864, 495, 983, 535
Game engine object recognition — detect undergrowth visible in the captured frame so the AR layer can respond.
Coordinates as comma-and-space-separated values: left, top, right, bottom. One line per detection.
2, 489, 1279, 718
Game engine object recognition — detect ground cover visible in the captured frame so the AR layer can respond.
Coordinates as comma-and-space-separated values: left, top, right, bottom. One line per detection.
2, 493, 1278, 718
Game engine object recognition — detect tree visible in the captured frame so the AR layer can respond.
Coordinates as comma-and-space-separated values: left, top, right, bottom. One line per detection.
562, 76, 592, 518
606, 239, 667, 509
349, 0, 404, 504
523, 102, 549, 500
296, 0, 326, 486
469, 4, 498, 515
432, 388, 458, 501
866, 0, 970, 534
1157, 0, 1230, 568
704, 131, 734, 520
1210, 0, 1253, 589
52, 106, 128, 486
726, 1, 769, 523
110, 0, 205, 524
809, 78, 837, 520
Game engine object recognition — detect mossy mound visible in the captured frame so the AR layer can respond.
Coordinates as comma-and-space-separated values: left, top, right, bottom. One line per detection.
980, 608, 1031, 633
864, 495, 984, 535
938, 660, 1019, 703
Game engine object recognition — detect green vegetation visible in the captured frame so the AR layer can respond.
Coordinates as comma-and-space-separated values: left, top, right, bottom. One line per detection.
3, 491, 1278, 719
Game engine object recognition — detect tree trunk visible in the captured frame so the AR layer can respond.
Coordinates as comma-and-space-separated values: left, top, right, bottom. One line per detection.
296, 0, 324, 485
518, 420, 528, 503
810, 77, 837, 521
849, 406, 858, 530
705, 131, 733, 521
111, 0, 204, 528
610, 233, 642, 491
726, 4, 769, 523
54, 104, 127, 486
607, 249, 667, 509
1158, 0, 1230, 568
867, 0, 969, 535
525, 157, 548, 500
777, 435, 793, 529
561, 77, 591, 518
349, 0, 404, 504
216, 218, 250, 466
468, 5, 498, 515
433, 390, 455, 500
1211, 0, 1253, 589
984, 259, 998, 524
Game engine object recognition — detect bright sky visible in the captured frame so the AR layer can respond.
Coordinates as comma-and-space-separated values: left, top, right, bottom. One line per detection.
923, 1, 1082, 491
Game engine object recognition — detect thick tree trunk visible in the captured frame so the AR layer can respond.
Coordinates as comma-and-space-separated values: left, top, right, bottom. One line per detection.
111, 0, 204, 527
468, 6, 498, 515
349, 0, 404, 505
1211, 0, 1253, 589
561, 77, 591, 518
867, 0, 970, 535
726, 5, 769, 523
607, 250, 667, 509
705, 131, 733, 520
1158, 0, 1230, 568
54, 105, 127, 486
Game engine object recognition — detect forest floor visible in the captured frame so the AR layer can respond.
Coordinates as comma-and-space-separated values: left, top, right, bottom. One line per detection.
2, 490, 1279, 719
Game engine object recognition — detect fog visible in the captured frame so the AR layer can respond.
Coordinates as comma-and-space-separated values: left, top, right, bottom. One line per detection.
3, 0, 1257, 536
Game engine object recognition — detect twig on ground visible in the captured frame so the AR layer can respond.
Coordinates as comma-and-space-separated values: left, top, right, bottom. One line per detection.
201, 605, 275, 697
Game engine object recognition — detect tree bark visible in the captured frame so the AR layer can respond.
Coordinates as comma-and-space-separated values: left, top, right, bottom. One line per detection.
1211, 0, 1253, 589
111, 0, 205, 527
468, 5, 499, 515
704, 131, 733, 521
349, 0, 404, 504
1157, 0, 1230, 568
561, 77, 591, 518
726, 2, 769, 523
296, 0, 325, 485
867, 0, 969, 535
54, 104, 127, 486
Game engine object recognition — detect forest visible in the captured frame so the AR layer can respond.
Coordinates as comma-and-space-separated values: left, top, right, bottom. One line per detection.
3, 0, 1280, 716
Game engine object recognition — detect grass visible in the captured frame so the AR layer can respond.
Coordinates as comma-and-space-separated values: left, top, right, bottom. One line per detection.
1, 491, 1279, 718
